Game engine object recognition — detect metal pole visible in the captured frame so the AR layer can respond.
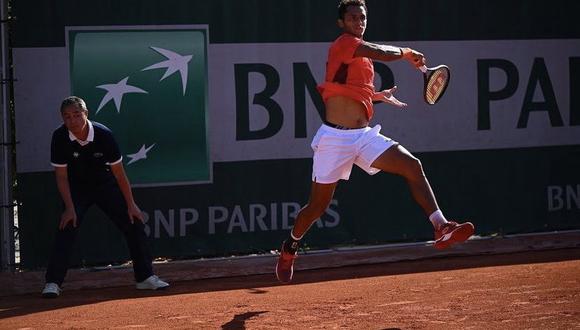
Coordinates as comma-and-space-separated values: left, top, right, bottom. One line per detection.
0, 0, 15, 270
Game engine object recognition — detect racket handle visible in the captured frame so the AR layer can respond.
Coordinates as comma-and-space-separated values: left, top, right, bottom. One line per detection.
418, 65, 427, 73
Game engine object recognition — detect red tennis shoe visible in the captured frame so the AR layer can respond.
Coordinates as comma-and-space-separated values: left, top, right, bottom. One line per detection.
434, 221, 475, 249
276, 242, 297, 284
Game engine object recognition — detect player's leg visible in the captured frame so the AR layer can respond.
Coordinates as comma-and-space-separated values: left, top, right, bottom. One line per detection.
276, 124, 356, 283
370, 144, 474, 248
276, 181, 338, 284
43, 191, 92, 297
291, 181, 339, 240
371, 144, 438, 216
95, 182, 158, 286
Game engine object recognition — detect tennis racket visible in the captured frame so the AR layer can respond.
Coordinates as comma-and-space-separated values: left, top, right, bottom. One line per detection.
419, 65, 450, 105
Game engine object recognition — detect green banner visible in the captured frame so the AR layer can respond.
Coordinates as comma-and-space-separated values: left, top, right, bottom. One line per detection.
68, 28, 210, 185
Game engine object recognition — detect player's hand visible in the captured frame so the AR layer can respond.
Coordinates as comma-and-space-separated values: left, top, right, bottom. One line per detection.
373, 86, 407, 108
401, 47, 425, 68
127, 202, 144, 224
59, 207, 77, 230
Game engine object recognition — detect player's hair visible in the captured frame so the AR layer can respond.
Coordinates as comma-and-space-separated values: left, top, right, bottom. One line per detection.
60, 96, 88, 113
338, 0, 367, 20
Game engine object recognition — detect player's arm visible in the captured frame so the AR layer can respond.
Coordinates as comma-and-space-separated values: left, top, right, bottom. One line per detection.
110, 162, 144, 223
54, 166, 77, 230
355, 41, 425, 67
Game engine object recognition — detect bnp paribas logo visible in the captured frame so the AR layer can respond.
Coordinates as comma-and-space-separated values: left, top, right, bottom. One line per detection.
67, 26, 210, 186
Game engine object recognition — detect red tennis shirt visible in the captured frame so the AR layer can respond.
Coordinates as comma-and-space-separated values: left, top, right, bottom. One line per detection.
317, 33, 375, 120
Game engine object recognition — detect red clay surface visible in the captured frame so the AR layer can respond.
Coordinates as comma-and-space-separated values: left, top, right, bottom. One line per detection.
1, 248, 579, 329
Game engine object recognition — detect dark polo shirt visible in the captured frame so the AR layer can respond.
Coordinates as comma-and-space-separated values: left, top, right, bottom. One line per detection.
50, 121, 122, 188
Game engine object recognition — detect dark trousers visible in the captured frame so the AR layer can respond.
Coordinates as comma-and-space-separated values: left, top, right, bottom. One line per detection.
45, 181, 153, 286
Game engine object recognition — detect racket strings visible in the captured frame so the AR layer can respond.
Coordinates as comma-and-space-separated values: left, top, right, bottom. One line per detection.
426, 69, 448, 104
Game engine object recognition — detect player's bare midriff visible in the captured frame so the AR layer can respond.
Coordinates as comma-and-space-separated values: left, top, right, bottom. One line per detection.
325, 95, 369, 128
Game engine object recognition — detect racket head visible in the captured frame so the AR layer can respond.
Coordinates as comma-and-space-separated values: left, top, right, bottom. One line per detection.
423, 65, 450, 105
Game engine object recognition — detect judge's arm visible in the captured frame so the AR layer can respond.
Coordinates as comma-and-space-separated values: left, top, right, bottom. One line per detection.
55, 166, 77, 230
110, 162, 144, 223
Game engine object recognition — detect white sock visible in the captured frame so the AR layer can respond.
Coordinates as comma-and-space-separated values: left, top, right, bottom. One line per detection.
429, 210, 448, 230
290, 231, 302, 241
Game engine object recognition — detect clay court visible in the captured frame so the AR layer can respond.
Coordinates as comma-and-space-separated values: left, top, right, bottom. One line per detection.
1, 246, 579, 330
1, 1, 578, 329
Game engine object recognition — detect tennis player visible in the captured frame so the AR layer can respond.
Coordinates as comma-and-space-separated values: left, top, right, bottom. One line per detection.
276, 0, 474, 284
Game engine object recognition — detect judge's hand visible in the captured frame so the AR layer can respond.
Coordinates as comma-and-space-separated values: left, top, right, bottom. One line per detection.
59, 207, 77, 230
127, 202, 144, 224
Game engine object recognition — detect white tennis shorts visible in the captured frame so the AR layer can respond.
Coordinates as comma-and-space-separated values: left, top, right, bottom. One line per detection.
311, 124, 397, 184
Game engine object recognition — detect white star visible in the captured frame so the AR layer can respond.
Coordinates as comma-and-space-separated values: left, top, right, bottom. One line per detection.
126, 144, 156, 165
95, 77, 148, 114
142, 46, 193, 95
